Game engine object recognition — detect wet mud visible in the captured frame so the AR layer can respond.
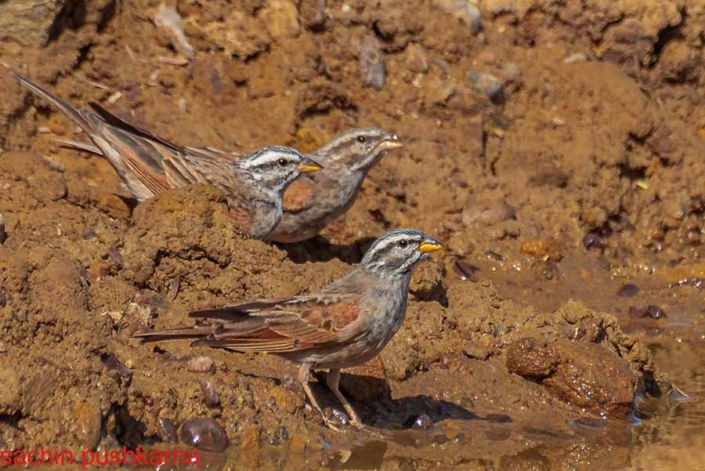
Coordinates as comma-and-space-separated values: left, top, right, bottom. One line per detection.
1, 0, 704, 469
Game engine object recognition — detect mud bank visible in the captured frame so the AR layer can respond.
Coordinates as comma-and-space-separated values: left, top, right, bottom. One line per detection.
1, 0, 704, 469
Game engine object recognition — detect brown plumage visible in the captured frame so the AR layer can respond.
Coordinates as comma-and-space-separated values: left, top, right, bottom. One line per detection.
11, 72, 322, 239
134, 229, 445, 429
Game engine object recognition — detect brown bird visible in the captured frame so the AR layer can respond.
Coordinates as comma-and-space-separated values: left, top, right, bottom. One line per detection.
11, 72, 322, 240
268, 128, 403, 243
133, 228, 444, 429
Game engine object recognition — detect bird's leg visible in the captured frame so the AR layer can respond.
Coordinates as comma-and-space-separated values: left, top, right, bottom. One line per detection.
326, 369, 365, 427
298, 363, 342, 429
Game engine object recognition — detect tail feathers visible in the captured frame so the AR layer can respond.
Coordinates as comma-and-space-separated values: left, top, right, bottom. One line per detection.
132, 324, 214, 343
11, 72, 98, 133
56, 138, 102, 155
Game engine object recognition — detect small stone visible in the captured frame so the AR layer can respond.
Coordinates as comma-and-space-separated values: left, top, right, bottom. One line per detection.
360, 34, 386, 90
650, 306, 667, 319
467, 72, 504, 102
261, 0, 301, 40
180, 417, 229, 452
506, 337, 559, 379
434, 0, 481, 34
0, 213, 6, 244
154, 6, 195, 59
159, 417, 179, 443
520, 239, 564, 262
406, 44, 429, 74
616, 284, 639, 297
582, 232, 605, 250
199, 380, 221, 408
0, 367, 21, 415
188, 356, 215, 373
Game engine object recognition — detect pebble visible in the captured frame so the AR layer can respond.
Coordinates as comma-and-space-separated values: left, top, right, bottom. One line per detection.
434, 0, 481, 34
188, 355, 215, 373
180, 417, 229, 452
0, 213, 5, 244
360, 34, 386, 90
467, 71, 504, 102
406, 44, 429, 74
616, 283, 640, 297
582, 232, 605, 250
159, 417, 179, 443
629, 305, 668, 319
199, 379, 221, 408
154, 6, 195, 60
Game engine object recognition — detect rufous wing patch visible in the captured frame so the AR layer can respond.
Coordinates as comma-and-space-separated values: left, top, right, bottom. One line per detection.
299, 300, 360, 332
282, 178, 316, 212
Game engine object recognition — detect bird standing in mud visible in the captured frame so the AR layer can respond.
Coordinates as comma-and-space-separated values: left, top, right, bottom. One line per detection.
10, 73, 323, 240
134, 228, 444, 429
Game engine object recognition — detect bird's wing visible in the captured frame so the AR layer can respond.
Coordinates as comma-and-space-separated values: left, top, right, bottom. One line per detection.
281, 177, 317, 212
135, 294, 362, 353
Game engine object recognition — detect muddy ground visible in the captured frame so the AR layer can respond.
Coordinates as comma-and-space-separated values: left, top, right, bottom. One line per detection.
1, 0, 704, 469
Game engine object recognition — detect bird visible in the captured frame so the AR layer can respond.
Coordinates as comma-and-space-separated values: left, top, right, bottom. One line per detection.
153, 128, 403, 243
268, 128, 403, 243
133, 228, 444, 429
10, 72, 323, 240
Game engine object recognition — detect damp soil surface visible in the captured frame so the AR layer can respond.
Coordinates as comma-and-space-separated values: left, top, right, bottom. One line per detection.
1, 0, 705, 469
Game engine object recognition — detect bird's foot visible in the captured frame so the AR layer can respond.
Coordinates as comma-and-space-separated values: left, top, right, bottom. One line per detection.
322, 408, 364, 432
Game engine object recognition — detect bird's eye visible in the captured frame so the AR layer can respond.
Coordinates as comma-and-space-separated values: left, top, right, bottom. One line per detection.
357, 136, 366, 143
277, 158, 288, 166
398, 240, 408, 248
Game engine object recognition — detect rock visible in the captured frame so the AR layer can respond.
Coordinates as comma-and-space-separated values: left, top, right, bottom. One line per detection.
180, 417, 229, 452
188, 356, 215, 374
506, 337, 559, 379
159, 417, 178, 443
199, 380, 221, 408
0, 213, 5, 244
0, 367, 21, 415
0, 0, 73, 46
360, 34, 386, 90
154, 6, 195, 59
520, 239, 564, 262
261, 0, 301, 40
268, 384, 304, 415
509, 339, 638, 417
406, 44, 429, 74
71, 397, 103, 451
433, 0, 481, 34
616, 284, 639, 297
467, 72, 504, 102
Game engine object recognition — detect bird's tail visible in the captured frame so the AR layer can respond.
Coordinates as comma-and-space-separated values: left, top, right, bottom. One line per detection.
11, 72, 96, 134
132, 324, 216, 343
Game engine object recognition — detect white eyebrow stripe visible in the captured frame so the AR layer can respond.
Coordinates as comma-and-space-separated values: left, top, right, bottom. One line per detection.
370, 232, 422, 253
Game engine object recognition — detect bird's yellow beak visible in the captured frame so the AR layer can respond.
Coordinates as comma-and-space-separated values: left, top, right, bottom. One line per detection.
297, 158, 323, 173
377, 135, 403, 151
419, 240, 444, 253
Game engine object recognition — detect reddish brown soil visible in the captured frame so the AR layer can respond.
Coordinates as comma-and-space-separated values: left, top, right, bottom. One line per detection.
1, 0, 704, 469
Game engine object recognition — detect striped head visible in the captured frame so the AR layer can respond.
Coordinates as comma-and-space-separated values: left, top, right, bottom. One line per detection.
236, 146, 323, 194
314, 128, 402, 173
361, 229, 444, 278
